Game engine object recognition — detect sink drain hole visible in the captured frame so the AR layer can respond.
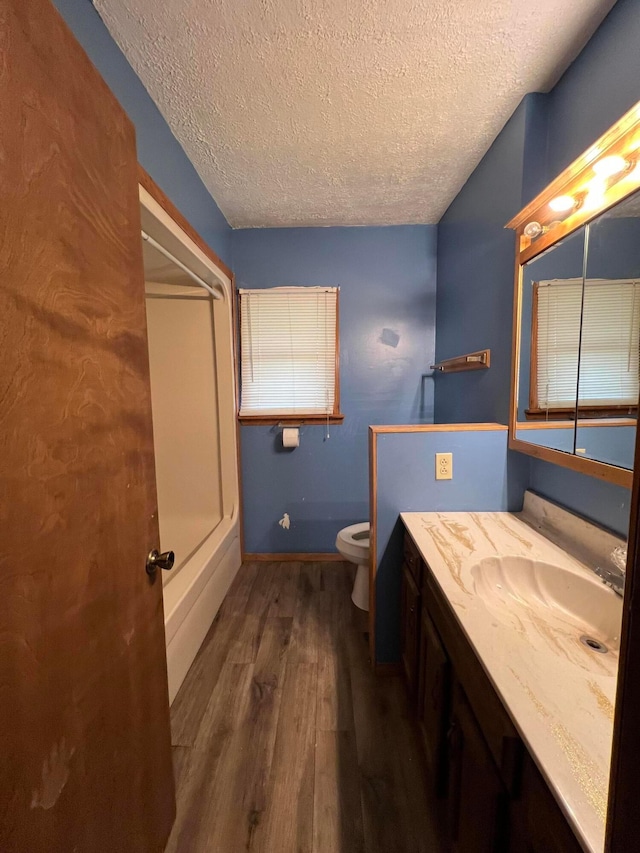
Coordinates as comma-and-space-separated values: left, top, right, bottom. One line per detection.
580, 635, 608, 654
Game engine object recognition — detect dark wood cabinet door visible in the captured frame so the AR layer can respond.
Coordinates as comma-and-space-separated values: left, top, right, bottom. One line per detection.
418, 608, 451, 796
0, 1, 174, 850
401, 562, 420, 701
508, 756, 582, 853
403, 533, 423, 587
449, 685, 509, 853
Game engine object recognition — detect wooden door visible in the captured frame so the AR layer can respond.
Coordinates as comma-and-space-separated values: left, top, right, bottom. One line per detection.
0, 1, 175, 851
401, 562, 420, 701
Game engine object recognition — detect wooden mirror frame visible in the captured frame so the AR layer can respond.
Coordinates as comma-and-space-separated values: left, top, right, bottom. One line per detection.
506, 100, 640, 490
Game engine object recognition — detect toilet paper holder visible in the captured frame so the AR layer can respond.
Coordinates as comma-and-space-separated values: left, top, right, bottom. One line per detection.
280, 425, 300, 449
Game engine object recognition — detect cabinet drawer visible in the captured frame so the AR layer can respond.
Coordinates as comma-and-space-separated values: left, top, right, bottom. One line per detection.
403, 532, 423, 587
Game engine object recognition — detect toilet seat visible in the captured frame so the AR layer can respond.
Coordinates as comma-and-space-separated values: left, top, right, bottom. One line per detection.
336, 522, 370, 565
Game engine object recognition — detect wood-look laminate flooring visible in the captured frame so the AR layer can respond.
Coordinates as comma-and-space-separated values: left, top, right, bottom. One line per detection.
166, 561, 443, 853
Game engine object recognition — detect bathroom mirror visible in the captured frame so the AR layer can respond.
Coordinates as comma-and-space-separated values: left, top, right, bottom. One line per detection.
515, 226, 587, 455
514, 192, 640, 470
507, 104, 640, 488
575, 192, 639, 469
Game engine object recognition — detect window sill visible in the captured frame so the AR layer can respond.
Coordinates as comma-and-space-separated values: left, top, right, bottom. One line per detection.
525, 406, 637, 421
238, 413, 345, 426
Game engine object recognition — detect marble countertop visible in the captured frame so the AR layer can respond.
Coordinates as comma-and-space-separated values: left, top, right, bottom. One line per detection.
401, 507, 620, 853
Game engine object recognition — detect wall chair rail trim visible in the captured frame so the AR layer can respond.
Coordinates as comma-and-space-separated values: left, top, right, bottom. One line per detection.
369, 423, 507, 434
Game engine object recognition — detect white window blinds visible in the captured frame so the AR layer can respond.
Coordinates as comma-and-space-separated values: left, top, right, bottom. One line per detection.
535, 278, 640, 409
535, 279, 582, 409
239, 287, 338, 416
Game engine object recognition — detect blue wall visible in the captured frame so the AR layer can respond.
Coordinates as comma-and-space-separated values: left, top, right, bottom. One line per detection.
434, 98, 529, 425
575, 426, 637, 470
375, 428, 526, 662
528, 460, 631, 537
435, 0, 640, 538
233, 226, 437, 553
52, 0, 232, 266
529, 0, 640, 535
515, 427, 575, 455
54, 0, 639, 544
517, 425, 636, 471
545, 0, 640, 180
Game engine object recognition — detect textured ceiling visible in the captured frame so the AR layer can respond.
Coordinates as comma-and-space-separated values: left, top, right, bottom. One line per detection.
95, 0, 616, 227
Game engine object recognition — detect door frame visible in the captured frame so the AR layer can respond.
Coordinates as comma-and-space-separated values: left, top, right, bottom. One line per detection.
606, 422, 640, 849
138, 168, 242, 702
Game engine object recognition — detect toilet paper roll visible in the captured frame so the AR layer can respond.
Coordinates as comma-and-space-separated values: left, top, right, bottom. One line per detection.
282, 427, 300, 448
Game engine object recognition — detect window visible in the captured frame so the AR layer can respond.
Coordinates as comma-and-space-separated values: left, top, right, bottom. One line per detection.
238, 286, 342, 422
529, 277, 640, 418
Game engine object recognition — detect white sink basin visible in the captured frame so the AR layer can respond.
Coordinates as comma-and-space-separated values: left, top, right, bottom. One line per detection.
471, 556, 622, 659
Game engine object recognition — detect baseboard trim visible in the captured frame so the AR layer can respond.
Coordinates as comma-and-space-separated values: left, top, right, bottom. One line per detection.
375, 662, 403, 677
243, 552, 343, 562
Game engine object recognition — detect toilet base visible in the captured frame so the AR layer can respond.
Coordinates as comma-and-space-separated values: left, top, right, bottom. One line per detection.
351, 562, 369, 611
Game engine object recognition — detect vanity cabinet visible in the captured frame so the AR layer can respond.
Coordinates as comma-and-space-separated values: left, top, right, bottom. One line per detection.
448, 682, 509, 853
507, 755, 584, 853
417, 608, 450, 797
400, 530, 583, 853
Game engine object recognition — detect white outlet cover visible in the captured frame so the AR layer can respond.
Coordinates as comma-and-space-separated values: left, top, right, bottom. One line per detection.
435, 452, 453, 480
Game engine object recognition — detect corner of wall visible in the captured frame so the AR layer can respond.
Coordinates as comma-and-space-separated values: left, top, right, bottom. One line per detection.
521, 93, 551, 205
434, 97, 530, 426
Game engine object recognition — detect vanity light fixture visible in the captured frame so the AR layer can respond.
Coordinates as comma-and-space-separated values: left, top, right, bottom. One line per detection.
523, 220, 563, 239
548, 194, 577, 213
592, 154, 629, 179
583, 179, 607, 211
523, 221, 543, 239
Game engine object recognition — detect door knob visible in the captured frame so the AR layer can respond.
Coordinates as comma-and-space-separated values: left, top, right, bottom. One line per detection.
146, 549, 175, 575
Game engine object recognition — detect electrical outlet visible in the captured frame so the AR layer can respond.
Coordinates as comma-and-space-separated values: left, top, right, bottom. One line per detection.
435, 452, 453, 480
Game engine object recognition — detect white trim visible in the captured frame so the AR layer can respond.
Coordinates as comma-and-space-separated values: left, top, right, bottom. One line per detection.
139, 185, 232, 295
238, 285, 339, 294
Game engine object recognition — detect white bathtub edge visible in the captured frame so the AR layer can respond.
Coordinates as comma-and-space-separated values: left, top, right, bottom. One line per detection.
164, 524, 241, 704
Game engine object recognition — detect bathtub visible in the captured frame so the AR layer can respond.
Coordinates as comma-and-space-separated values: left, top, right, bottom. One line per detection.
163, 507, 241, 703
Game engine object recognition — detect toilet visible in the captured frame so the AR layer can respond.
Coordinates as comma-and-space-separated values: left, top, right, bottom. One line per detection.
336, 522, 370, 611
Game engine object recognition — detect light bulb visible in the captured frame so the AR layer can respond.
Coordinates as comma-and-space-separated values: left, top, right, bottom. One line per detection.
593, 155, 628, 179
549, 195, 575, 213
523, 221, 543, 239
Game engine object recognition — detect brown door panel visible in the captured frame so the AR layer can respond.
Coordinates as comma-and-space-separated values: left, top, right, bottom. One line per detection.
0, 1, 175, 850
